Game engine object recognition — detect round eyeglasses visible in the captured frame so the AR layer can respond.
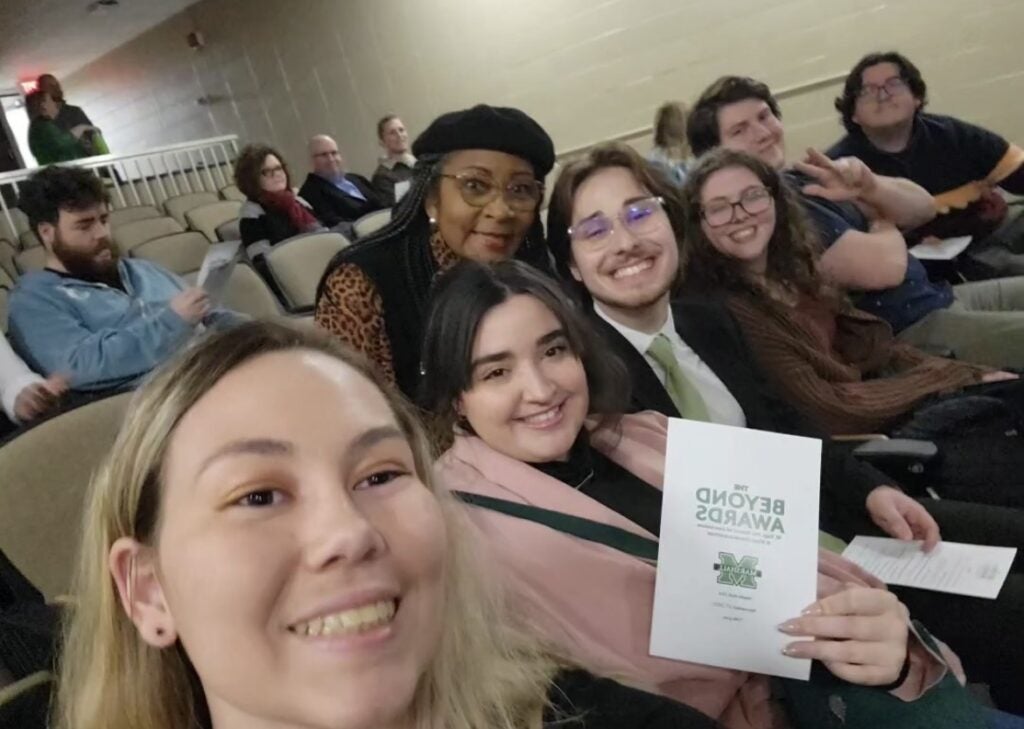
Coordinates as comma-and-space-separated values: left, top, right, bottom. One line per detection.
439, 172, 543, 213
700, 186, 773, 227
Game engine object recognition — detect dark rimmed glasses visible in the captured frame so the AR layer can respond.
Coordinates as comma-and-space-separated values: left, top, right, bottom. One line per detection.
700, 186, 773, 228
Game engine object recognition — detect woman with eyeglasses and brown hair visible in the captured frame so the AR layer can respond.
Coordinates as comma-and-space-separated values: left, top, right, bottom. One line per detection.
679, 147, 1024, 509
235, 143, 326, 256
314, 104, 555, 398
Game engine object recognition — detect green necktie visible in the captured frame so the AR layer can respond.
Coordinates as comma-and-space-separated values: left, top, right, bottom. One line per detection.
646, 334, 711, 422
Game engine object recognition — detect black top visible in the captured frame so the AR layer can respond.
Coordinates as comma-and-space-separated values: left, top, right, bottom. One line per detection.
53, 103, 91, 133
239, 205, 306, 249
588, 296, 891, 539
828, 113, 1024, 240
298, 172, 388, 228
782, 170, 952, 333
546, 669, 720, 728
534, 436, 663, 536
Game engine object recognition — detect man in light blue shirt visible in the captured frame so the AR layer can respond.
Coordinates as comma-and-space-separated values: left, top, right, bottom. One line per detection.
8, 166, 244, 393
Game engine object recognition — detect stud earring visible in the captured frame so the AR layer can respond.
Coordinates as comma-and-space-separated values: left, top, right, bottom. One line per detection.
428, 215, 437, 229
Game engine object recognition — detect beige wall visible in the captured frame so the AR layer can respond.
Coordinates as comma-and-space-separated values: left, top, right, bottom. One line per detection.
64, 0, 1024, 183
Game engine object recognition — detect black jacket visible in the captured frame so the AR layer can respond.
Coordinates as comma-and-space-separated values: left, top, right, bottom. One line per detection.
590, 296, 889, 534
298, 173, 388, 228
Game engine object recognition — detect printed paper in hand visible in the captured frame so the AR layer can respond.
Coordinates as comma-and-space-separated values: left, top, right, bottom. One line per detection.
842, 536, 1016, 599
650, 419, 821, 680
909, 235, 972, 261
196, 241, 241, 304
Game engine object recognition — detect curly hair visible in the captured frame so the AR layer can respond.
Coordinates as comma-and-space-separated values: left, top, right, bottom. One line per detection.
834, 51, 928, 134
680, 148, 831, 304
233, 143, 292, 201
546, 142, 686, 301
687, 76, 781, 157
18, 165, 110, 235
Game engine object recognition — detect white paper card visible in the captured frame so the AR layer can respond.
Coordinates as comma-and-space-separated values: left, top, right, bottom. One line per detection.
650, 419, 821, 680
909, 235, 972, 261
196, 241, 241, 304
842, 537, 1016, 599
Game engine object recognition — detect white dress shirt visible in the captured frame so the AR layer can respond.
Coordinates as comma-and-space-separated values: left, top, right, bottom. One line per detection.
1, 336, 44, 423
595, 303, 747, 427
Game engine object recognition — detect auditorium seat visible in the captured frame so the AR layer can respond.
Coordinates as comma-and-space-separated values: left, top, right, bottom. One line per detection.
185, 200, 243, 243
0, 239, 18, 281
353, 208, 392, 239
216, 218, 241, 242
219, 184, 246, 202
129, 231, 209, 276
0, 392, 132, 599
0, 208, 29, 244
108, 205, 162, 229
263, 232, 349, 310
14, 246, 46, 276
18, 230, 41, 250
163, 192, 219, 227
113, 216, 184, 253
222, 262, 283, 319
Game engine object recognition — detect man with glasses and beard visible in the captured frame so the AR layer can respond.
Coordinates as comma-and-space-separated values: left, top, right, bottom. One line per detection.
828, 51, 1024, 277
7, 166, 244, 396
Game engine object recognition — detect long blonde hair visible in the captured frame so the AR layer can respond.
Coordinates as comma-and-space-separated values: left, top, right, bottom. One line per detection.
56, 321, 559, 729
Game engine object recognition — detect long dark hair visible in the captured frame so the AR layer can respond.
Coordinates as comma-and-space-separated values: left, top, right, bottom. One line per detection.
680, 148, 830, 303
835, 51, 928, 134
418, 260, 629, 438
546, 142, 686, 301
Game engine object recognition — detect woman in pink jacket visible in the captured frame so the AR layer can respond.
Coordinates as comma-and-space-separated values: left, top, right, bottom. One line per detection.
419, 259, 991, 729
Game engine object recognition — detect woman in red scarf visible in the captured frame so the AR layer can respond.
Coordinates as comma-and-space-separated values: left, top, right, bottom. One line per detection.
234, 144, 325, 255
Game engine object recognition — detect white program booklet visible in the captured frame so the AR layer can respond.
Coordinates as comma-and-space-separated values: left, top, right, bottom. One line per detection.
196, 241, 241, 304
650, 419, 821, 680
909, 235, 973, 260
842, 536, 1016, 599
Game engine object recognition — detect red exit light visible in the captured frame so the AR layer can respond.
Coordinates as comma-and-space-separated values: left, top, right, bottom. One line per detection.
18, 80, 38, 94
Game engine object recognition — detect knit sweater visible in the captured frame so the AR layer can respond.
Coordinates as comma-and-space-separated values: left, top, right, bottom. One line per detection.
726, 293, 989, 434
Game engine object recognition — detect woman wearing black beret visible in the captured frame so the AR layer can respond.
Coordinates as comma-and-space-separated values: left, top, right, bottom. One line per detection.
314, 104, 556, 397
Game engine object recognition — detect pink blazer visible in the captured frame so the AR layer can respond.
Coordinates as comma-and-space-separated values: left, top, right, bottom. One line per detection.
436, 412, 957, 729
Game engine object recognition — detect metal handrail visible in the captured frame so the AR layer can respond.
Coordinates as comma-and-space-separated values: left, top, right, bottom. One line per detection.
0, 135, 240, 244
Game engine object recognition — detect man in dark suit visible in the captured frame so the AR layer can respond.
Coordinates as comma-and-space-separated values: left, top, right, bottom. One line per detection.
298, 135, 388, 231
545, 165, 1024, 710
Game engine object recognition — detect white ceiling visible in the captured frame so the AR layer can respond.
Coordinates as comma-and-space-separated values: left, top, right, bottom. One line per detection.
0, 0, 200, 88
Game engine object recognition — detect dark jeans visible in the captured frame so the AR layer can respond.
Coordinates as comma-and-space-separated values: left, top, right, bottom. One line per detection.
840, 500, 1024, 714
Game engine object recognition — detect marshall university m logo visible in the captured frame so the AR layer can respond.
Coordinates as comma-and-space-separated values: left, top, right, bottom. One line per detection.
714, 553, 762, 589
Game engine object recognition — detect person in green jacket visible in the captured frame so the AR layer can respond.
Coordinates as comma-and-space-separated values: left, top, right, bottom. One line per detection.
25, 91, 90, 165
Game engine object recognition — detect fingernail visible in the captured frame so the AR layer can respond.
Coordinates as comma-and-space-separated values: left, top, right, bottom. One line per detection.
801, 605, 822, 616
777, 621, 800, 634
782, 645, 800, 656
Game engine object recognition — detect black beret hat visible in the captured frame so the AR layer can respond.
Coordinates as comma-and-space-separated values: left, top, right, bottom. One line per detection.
412, 104, 555, 178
